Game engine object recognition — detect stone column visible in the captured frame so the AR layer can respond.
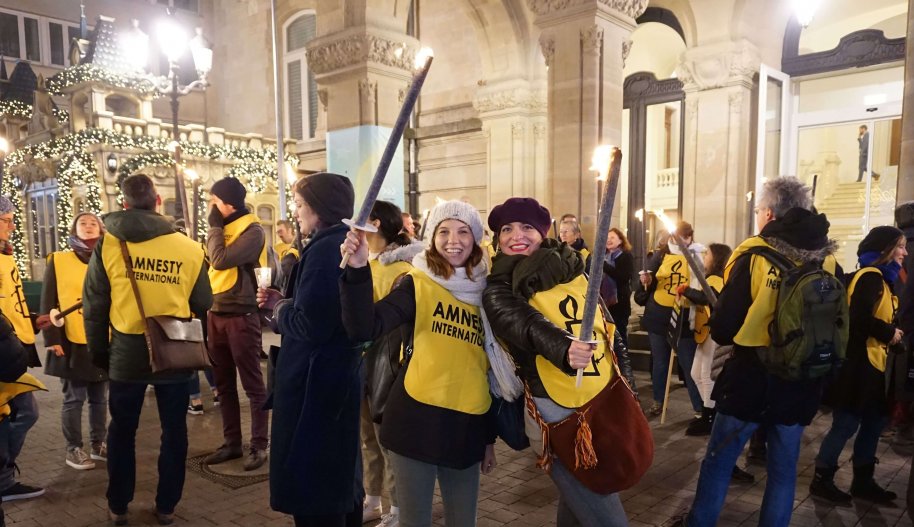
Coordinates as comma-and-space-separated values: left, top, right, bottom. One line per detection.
306, 11, 418, 209
530, 0, 646, 240
897, 0, 914, 203
677, 40, 759, 247
472, 81, 548, 210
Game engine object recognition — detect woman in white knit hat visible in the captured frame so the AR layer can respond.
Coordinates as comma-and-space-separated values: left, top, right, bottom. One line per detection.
340, 200, 520, 527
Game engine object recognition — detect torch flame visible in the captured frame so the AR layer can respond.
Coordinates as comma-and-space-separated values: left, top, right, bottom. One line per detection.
655, 209, 677, 234
746, 191, 754, 202
589, 145, 614, 181
185, 168, 199, 182
434, 196, 446, 206
415, 47, 435, 69
634, 208, 644, 221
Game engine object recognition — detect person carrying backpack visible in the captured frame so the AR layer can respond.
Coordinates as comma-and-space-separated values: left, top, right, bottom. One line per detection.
810, 226, 906, 505
672, 177, 845, 527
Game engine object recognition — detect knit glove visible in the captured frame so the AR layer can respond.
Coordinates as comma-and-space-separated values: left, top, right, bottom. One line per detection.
207, 205, 224, 228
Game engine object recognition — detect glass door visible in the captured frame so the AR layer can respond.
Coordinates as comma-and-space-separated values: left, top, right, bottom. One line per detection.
755, 65, 792, 233
795, 117, 900, 270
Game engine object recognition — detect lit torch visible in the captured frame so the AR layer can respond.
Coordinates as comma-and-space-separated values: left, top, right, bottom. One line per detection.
340, 47, 434, 267
574, 145, 623, 388
654, 210, 717, 305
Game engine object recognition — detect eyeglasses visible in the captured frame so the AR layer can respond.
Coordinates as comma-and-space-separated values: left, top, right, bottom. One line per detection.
0, 218, 13, 226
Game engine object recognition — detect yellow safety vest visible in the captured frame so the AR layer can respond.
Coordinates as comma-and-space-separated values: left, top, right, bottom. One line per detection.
406, 269, 491, 415
0, 255, 34, 345
694, 275, 724, 344
529, 274, 614, 408
101, 232, 205, 334
209, 214, 268, 295
847, 268, 897, 373
50, 251, 88, 344
725, 237, 838, 347
653, 253, 689, 308
274, 241, 299, 260
369, 259, 412, 302
0, 373, 45, 420
579, 247, 591, 262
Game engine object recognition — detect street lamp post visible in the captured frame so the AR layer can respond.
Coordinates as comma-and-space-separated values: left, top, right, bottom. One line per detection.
122, 16, 212, 229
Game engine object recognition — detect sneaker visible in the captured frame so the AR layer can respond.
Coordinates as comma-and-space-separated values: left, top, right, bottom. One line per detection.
187, 404, 204, 415
730, 465, 755, 484
204, 445, 243, 465
379, 512, 399, 526
213, 395, 220, 407
647, 402, 662, 417
90, 442, 107, 462
153, 508, 174, 526
109, 509, 128, 526
1, 482, 45, 502
242, 449, 267, 471
66, 448, 96, 471
362, 501, 383, 523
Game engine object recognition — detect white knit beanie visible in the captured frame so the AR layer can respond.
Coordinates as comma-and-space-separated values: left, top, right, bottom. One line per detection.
0, 196, 13, 215
423, 200, 484, 246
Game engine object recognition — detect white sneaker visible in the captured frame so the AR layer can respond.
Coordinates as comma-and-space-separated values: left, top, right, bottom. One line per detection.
66, 447, 96, 470
379, 512, 399, 527
362, 502, 382, 523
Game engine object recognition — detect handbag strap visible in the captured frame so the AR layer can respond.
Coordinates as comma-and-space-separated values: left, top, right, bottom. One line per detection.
118, 240, 155, 357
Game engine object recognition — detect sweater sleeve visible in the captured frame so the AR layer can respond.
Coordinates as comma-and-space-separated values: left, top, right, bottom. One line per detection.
339, 266, 416, 343
39, 255, 64, 347
849, 272, 897, 345
482, 279, 575, 374
206, 224, 265, 271
708, 254, 753, 346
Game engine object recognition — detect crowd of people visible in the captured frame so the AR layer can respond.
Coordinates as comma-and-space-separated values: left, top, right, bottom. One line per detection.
0, 172, 911, 527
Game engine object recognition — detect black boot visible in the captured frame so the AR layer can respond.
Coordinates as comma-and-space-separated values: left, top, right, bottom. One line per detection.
686, 407, 715, 436
850, 462, 897, 503
730, 465, 755, 484
809, 466, 852, 504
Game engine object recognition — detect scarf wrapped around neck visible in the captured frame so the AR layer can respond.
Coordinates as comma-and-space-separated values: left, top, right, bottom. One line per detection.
489, 238, 584, 301
858, 251, 902, 285
412, 251, 523, 401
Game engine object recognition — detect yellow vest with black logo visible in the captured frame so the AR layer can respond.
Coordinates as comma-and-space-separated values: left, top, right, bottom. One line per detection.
694, 275, 724, 344
847, 268, 896, 373
369, 259, 412, 302
0, 254, 34, 345
0, 373, 45, 420
725, 236, 838, 347
50, 251, 88, 344
274, 241, 299, 261
653, 253, 689, 308
209, 214, 268, 295
529, 274, 614, 408
101, 232, 205, 335
406, 269, 490, 415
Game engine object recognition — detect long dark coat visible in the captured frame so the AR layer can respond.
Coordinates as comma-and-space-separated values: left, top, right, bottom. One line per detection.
269, 223, 364, 517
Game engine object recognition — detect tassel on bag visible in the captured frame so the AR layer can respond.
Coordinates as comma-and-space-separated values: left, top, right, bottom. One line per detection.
524, 384, 553, 472
573, 407, 598, 470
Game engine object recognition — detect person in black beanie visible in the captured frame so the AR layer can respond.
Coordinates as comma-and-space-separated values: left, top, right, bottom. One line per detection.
203, 177, 271, 472
257, 172, 364, 527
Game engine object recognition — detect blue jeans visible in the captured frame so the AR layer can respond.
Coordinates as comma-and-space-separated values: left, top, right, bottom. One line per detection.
0, 392, 38, 491
187, 368, 216, 400
388, 451, 479, 527
107, 381, 188, 515
816, 408, 889, 469
687, 413, 803, 527
648, 332, 703, 411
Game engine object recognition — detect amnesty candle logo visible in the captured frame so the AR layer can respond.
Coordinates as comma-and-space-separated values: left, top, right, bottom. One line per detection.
430, 301, 484, 346
130, 256, 184, 285
557, 294, 604, 377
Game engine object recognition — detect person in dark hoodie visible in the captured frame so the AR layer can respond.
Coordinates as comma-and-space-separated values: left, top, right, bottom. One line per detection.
83, 174, 212, 525
360, 200, 423, 525
203, 177, 270, 471
673, 177, 841, 527
257, 173, 363, 527
38, 212, 109, 471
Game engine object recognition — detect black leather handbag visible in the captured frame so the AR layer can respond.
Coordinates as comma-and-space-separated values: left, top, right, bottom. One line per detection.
365, 326, 411, 423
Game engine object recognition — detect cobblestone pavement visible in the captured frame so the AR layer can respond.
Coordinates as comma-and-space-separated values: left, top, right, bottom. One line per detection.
4, 355, 913, 526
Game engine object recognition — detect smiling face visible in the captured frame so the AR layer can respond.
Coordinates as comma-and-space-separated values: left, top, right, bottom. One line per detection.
892, 236, 908, 266
498, 222, 543, 256
434, 219, 475, 268
75, 215, 101, 240
559, 222, 579, 244
606, 231, 622, 251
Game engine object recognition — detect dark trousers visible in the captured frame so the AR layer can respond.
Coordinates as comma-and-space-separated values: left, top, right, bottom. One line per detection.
294, 506, 362, 527
107, 381, 189, 515
208, 312, 269, 450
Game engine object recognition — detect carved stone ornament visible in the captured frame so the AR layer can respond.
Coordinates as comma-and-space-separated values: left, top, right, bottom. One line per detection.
473, 88, 548, 114
622, 39, 633, 65
782, 29, 905, 77
359, 80, 377, 101
622, 71, 683, 107
317, 89, 328, 110
512, 121, 525, 138
539, 35, 556, 67
581, 25, 604, 51
677, 42, 760, 91
527, 0, 649, 20
306, 34, 419, 75
534, 123, 546, 138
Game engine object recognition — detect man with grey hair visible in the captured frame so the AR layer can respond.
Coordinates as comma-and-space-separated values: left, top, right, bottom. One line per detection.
674, 177, 841, 526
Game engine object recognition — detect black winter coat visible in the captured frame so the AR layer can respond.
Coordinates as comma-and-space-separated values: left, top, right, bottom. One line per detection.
826, 270, 896, 415
586, 251, 634, 323
269, 224, 364, 517
634, 250, 674, 334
